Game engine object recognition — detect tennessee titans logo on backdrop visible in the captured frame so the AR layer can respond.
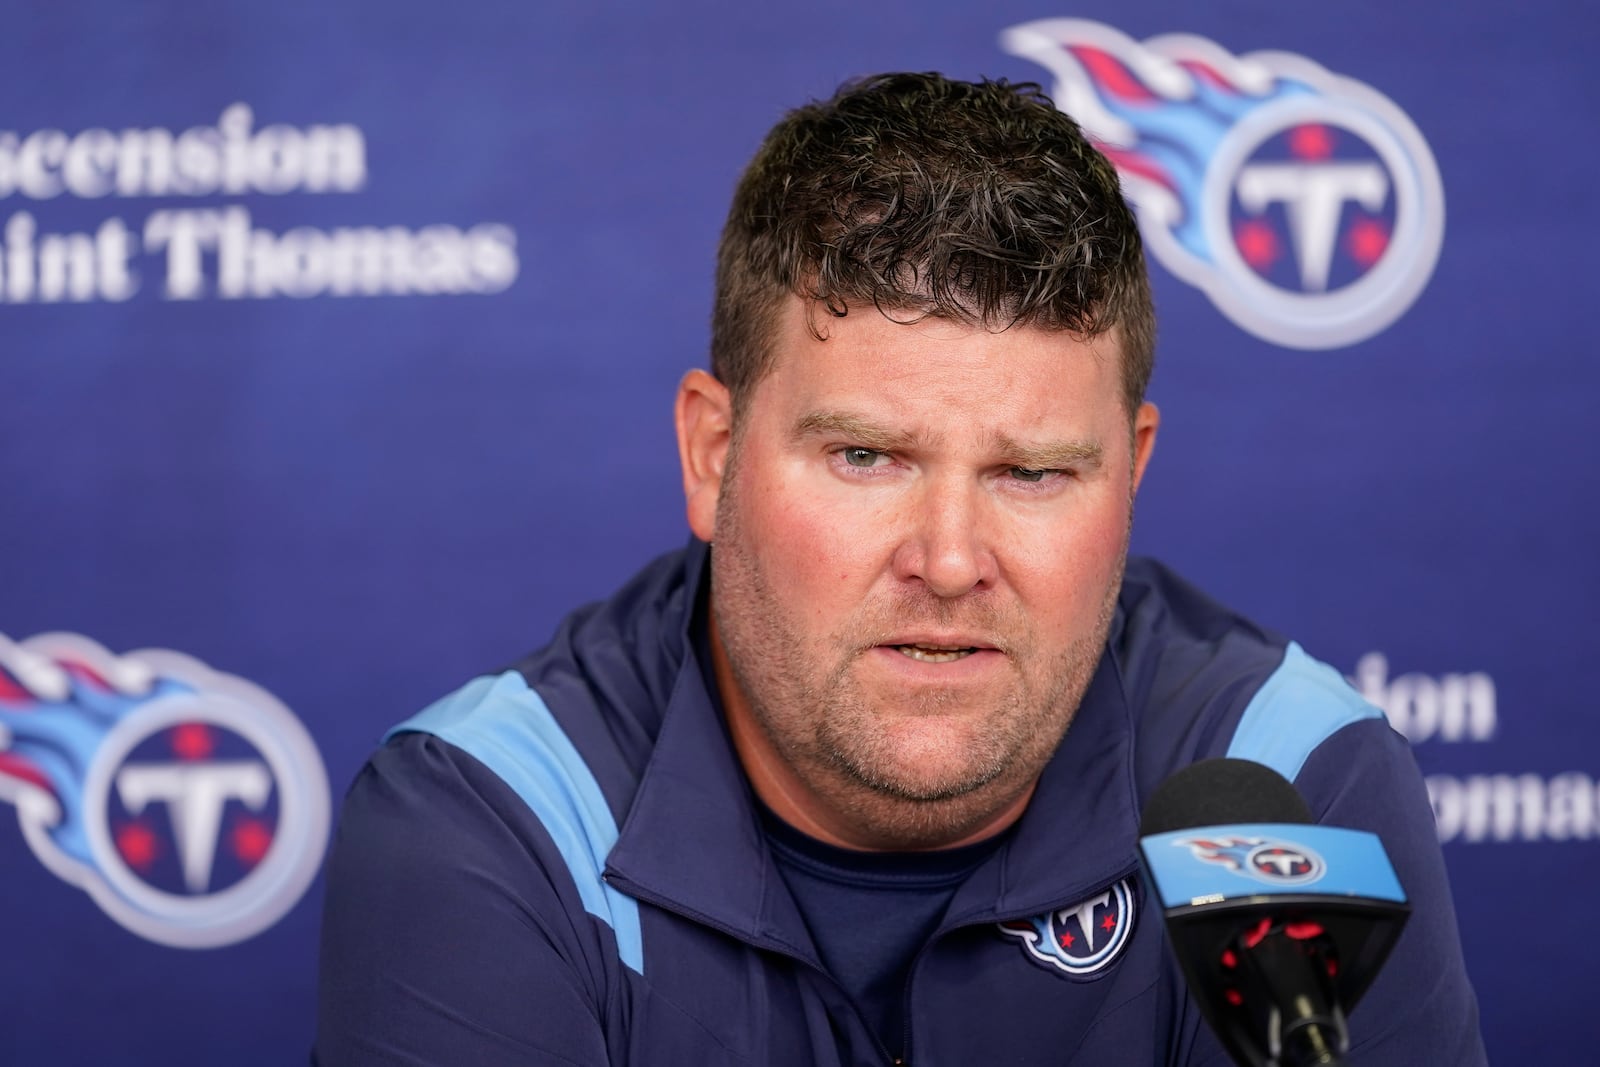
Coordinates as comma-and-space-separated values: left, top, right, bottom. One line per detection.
0, 633, 330, 948
1176, 836, 1327, 887
999, 877, 1136, 977
1001, 19, 1445, 349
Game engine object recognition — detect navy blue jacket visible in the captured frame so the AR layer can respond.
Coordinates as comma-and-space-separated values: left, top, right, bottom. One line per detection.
315, 543, 1485, 1065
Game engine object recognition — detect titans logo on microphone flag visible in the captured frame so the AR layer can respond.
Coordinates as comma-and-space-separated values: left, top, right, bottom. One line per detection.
1001, 18, 1445, 349
1176, 835, 1328, 887
0, 633, 330, 948
999, 877, 1137, 977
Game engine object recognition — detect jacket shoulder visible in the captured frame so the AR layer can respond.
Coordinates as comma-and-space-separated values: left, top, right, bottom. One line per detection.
1117, 558, 1383, 795
389, 545, 701, 837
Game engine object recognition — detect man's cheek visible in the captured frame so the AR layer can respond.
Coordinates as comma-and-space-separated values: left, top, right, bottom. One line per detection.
778, 494, 879, 565
1020, 515, 1121, 571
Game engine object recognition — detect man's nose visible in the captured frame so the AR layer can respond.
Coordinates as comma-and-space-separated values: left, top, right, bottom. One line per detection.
891, 476, 994, 598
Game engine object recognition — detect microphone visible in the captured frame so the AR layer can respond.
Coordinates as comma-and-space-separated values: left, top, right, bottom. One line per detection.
1138, 759, 1411, 1067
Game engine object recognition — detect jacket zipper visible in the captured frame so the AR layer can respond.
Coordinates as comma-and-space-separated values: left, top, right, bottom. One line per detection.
605, 870, 898, 1065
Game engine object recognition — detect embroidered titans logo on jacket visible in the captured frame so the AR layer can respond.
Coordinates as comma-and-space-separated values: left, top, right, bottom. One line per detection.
0, 633, 330, 948
1001, 18, 1445, 349
998, 877, 1136, 977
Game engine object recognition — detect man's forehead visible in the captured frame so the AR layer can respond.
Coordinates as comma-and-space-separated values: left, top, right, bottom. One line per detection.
769, 295, 1125, 368
756, 298, 1116, 394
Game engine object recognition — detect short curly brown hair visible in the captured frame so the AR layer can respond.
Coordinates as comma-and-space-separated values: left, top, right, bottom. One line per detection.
710, 72, 1155, 419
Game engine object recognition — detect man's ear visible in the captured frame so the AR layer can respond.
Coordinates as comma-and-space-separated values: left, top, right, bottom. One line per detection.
1131, 401, 1160, 496
675, 369, 733, 542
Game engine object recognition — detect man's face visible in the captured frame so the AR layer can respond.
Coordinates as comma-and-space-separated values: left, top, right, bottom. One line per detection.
677, 297, 1158, 849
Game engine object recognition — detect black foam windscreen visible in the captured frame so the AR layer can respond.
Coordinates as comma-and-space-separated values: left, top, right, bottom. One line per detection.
1139, 757, 1314, 837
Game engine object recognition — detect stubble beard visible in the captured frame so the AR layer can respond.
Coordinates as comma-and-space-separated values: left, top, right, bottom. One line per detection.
710, 465, 1128, 848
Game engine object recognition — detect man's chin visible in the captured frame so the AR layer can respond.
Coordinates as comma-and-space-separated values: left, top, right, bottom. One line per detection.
818, 752, 1032, 849
828, 730, 1010, 805
856, 772, 999, 806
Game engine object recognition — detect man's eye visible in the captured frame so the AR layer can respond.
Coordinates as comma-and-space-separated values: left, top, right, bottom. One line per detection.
1009, 467, 1049, 482
842, 448, 884, 468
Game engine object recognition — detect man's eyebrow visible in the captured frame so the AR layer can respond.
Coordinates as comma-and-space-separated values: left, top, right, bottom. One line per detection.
792, 411, 926, 451
994, 434, 1104, 471
793, 413, 1103, 469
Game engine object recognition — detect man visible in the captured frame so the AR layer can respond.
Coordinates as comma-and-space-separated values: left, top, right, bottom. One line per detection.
316, 73, 1485, 1065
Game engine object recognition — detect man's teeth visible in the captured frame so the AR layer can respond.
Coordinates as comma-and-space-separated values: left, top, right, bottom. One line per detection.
895, 644, 976, 663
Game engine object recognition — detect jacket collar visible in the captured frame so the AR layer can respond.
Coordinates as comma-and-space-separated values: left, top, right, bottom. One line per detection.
603, 541, 1142, 952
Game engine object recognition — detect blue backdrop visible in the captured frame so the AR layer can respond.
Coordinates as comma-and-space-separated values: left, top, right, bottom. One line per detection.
1, 2, 1593, 1063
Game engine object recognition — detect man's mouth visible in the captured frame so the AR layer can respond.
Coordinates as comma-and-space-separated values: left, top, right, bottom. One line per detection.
892, 643, 979, 664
